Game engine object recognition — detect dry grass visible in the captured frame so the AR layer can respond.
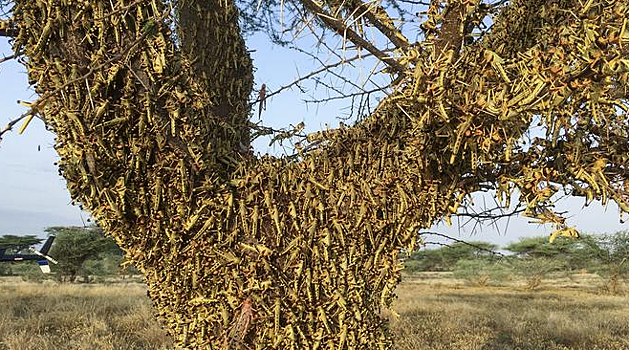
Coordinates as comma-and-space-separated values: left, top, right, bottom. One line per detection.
0, 281, 171, 350
392, 281, 629, 350
1, 277, 628, 349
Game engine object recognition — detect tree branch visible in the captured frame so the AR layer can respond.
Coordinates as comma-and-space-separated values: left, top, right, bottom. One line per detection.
0, 110, 37, 143
433, 0, 467, 55
0, 51, 23, 64
0, 14, 159, 144
456, 206, 526, 220
249, 50, 383, 107
299, 0, 406, 74
346, 0, 410, 49
418, 231, 507, 257
177, 0, 253, 123
303, 85, 389, 103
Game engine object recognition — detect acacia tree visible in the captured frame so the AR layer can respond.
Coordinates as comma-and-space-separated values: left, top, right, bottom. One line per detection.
0, 234, 42, 252
1, 0, 628, 349
0, 235, 43, 275
46, 226, 120, 282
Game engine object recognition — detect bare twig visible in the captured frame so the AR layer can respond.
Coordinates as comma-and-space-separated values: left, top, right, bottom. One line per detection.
418, 231, 507, 257
303, 85, 389, 103
457, 206, 526, 220
0, 110, 38, 143
294, 44, 388, 97
0, 51, 23, 64
249, 51, 381, 106
308, 56, 386, 118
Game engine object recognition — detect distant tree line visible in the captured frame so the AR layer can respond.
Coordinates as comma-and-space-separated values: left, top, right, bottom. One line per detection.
406, 231, 629, 280
3, 228, 627, 283
0, 226, 138, 282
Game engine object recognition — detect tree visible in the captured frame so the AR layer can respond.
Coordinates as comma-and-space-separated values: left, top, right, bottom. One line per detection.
46, 226, 121, 282
0, 235, 43, 275
584, 231, 629, 276
0, 235, 43, 253
1, 0, 628, 349
604, 231, 629, 265
504, 232, 629, 275
506, 235, 608, 270
408, 241, 498, 271
506, 236, 577, 259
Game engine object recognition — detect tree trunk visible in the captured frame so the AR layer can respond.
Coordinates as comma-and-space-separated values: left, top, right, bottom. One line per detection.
11, 0, 448, 346
12, 0, 629, 348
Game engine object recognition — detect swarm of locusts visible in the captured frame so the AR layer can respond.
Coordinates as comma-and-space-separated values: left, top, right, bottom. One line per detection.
2, 0, 629, 348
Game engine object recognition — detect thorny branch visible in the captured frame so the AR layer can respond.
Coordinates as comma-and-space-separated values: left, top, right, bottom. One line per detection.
418, 231, 508, 257
344, 0, 410, 49
299, 0, 406, 73
395, 0, 431, 5
0, 110, 38, 143
294, 44, 389, 99
0, 51, 23, 64
452, 194, 523, 235
249, 121, 307, 143
457, 206, 526, 220
249, 50, 384, 106
304, 85, 389, 103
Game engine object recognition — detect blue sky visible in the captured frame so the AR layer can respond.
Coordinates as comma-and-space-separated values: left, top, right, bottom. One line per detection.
0, 24, 627, 247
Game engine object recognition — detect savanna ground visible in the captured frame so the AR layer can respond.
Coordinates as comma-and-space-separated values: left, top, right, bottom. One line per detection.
0, 274, 628, 350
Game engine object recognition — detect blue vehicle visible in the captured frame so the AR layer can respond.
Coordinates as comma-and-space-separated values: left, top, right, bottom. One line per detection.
0, 236, 57, 273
